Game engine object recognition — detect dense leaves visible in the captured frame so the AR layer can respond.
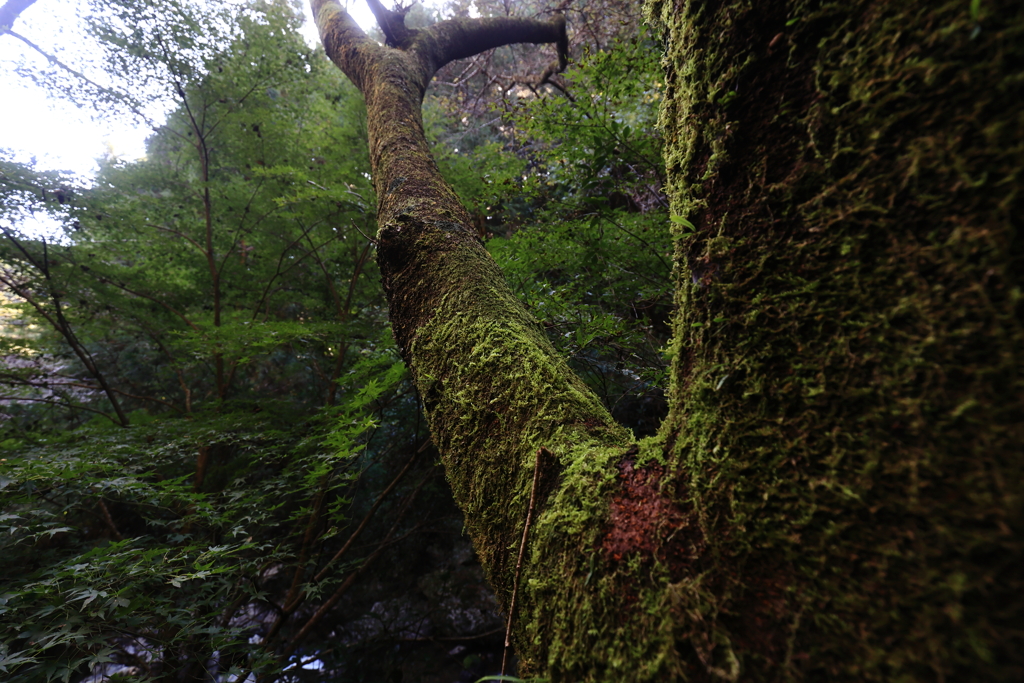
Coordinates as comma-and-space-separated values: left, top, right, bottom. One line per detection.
484, 28, 671, 433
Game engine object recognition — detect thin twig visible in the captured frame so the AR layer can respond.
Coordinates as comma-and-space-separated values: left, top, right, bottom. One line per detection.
96, 498, 123, 541
1, 28, 158, 130
262, 448, 420, 645
0, 395, 118, 422
244, 473, 433, 683
351, 221, 378, 246
281, 473, 332, 612
502, 446, 547, 677
398, 627, 505, 643
311, 448, 419, 584
3, 375, 181, 412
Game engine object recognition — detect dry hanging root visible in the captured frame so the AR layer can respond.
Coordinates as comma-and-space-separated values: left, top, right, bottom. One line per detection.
501, 447, 548, 677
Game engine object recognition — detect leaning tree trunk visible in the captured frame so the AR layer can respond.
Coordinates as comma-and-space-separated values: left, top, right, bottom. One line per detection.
312, 0, 1022, 681
310, 1, 646, 677
643, 0, 1024, 681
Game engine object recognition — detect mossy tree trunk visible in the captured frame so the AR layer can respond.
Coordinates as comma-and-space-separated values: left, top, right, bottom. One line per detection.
312, 0, 1022, 681
644, 0, 1023, 680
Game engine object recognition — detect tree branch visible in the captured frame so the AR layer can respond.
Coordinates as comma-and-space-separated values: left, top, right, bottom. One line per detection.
315, 1, 568, 94
501, 446, 545, 676
365, 0, 416, 48
310, 5, 630, 677
97, 498, 124, 541
0, 394, 119, 423
1, 230, 130, 426
89, 272, 200, 332
281, 472, 428, 659
417, 14, 568, 77
1, 28, 158, 129
311, 0, 381, 92
0, 374, 180, 412
264, 446, 420, 646
0, 0, 36, 31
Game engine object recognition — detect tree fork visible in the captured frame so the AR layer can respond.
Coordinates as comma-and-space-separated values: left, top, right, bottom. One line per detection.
310, 2, 659, 679
313, 0, 1024, 680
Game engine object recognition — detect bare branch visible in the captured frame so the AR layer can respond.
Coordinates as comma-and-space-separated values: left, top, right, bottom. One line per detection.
1, 229, 130, 426
0, 395, 120, 423
316, 2, 568, 93
149, 223, 207, 255
0, 373, 181, 412
264, 446, 421, 644
312, 447, 420, 584
88, 272, 201, 332
501, 447, 545, 676
97, 498, 124, 541
281, 470, 429, 659
1, 28, 158, 129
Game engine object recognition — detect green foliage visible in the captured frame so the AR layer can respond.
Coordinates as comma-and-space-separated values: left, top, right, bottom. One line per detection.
1, 0, 382, 422
510, 30, 665, 209
2, 0, 682, 680
0, 2, 432, 681
0, 381, 393, 682
482, 30, 672, 434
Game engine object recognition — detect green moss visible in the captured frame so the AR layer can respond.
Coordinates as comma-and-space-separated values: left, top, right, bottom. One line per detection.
647, 0, 1023, 680
405, 235, 677, 678
347, 0, 1021, 679
382, 175, 700, 680
331, 4, 694, 679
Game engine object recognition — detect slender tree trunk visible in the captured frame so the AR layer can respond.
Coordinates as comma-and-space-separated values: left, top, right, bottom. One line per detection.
313, 0, 1023, 680
0, 232, 131, 426
178, 85, 226, 400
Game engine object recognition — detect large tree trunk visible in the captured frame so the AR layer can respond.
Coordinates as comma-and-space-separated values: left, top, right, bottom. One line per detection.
313, 0, 1022, 680
643, 0, 1023, 680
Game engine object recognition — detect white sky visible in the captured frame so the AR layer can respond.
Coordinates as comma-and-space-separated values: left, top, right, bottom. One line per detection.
0, 0, 441, 178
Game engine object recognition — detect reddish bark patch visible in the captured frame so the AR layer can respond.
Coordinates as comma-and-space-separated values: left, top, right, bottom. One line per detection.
602, 459, 704, 574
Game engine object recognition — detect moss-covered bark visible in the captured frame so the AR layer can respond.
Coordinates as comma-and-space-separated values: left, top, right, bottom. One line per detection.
314, 0, 1021, 679
645, 0, 1024, 679
312, 2, 673, 679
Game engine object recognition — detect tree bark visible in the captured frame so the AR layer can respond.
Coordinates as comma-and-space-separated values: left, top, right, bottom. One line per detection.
642, 0, 1023, 680
313, 0, 1023, 681
0, 0, 36, 31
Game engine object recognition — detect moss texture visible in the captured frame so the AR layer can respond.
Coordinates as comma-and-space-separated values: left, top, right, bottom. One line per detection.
645, 0, 1023, 680
317, 2, 689, 679
320, 0, 1022, 679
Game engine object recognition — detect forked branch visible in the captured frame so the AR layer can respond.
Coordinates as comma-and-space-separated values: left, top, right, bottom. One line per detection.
312, 0, 568, 94
365, 0, 416, 48
307, 4, 631, 678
